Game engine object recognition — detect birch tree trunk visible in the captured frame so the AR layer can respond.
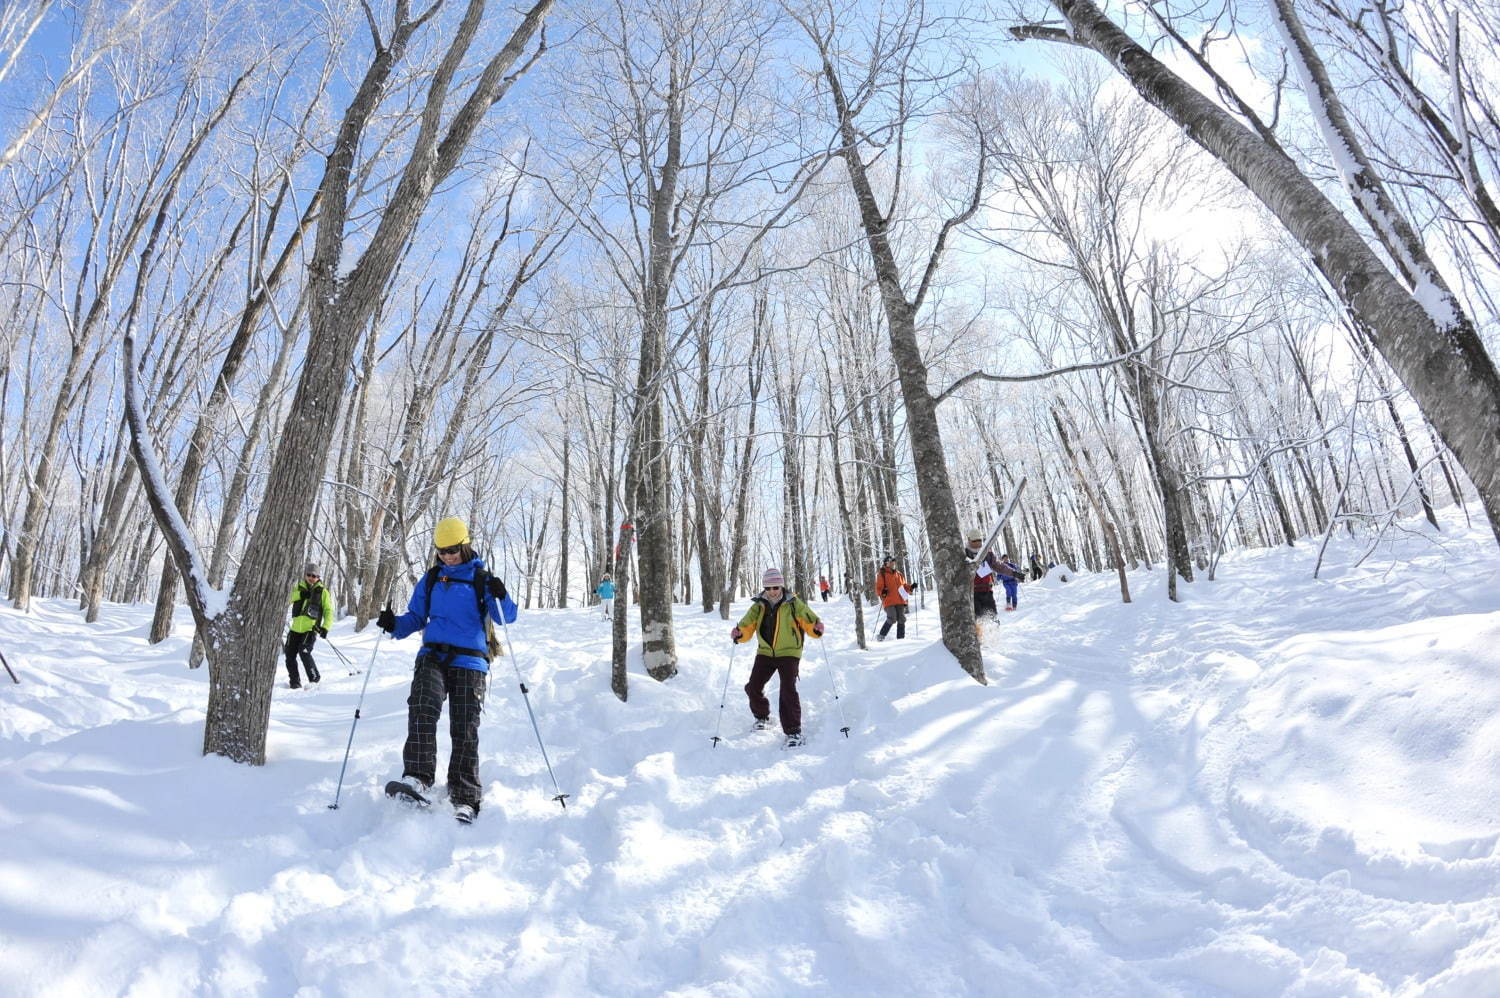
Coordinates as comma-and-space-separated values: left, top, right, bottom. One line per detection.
1017, 0, 1500, 546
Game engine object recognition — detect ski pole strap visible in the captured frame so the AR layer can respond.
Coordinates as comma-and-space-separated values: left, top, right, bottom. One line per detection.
420, 641, 490, 665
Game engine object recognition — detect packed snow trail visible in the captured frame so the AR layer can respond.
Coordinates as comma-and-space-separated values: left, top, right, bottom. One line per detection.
3, 522, 1500, 995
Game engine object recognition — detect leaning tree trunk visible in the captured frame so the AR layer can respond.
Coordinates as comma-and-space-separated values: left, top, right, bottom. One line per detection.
815, 66, 986, 679
1019, 0, 1500, 545
131, 0, 556, 762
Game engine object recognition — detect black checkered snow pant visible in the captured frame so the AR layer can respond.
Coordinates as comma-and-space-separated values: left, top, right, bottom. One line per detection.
402, 656, 488, 811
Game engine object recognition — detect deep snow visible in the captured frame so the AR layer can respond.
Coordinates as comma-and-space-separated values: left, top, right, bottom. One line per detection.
3, 519, 1500, 996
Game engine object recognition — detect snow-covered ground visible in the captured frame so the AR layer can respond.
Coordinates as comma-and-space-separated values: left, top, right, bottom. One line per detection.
4, 520, 1500, 996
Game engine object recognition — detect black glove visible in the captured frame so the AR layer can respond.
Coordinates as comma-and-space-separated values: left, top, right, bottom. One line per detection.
376, 607, 396, 634
316, 625, 327, 638
486, 576, 508, 602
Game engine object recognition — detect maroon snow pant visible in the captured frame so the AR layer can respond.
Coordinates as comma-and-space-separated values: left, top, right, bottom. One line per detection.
745, 654, 801, 735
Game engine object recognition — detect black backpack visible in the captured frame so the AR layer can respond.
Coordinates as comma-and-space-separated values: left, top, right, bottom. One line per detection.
418, 561, 501, 661
293, 582, 325, 622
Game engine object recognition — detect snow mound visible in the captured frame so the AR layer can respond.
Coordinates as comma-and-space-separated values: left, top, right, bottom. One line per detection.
3, 517, 1500, 994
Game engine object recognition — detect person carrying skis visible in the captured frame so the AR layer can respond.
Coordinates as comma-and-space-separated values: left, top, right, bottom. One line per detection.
818, 575, 831, 602
874, 554, 909, 641
596, 573, 615, 620
998, 553, 1022, 611
966, 529, 1002, 621
284, 562, 332, 689
730, 567, 824, 747
377, 516, 516, 823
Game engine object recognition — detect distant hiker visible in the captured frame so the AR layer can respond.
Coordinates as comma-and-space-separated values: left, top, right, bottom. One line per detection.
284, 562, 332, 689
966, 529, 1002, 621
998, 553, 1022, 611
596, 574, 616, 620
1028, 553, 1046, 581
818, 575, 831, 602
730, 567, 824, 748
377, 516, 517, 823
874, 554, 909, 641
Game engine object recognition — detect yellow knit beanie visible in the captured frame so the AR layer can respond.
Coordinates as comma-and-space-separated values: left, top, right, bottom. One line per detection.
434, 517, 470, 548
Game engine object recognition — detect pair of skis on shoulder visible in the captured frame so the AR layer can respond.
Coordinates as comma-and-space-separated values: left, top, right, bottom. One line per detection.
968, 477, 1028, 568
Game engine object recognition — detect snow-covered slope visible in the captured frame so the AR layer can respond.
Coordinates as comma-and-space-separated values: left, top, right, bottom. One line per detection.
4, 521, 1500, 996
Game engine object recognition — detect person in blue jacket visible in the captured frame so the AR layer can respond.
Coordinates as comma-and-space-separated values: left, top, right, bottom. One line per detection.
377, 516, 516, 822
596, 573, 615, 620
998, 553, 1023, 611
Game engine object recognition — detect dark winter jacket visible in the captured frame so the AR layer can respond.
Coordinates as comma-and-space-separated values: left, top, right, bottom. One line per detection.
390, 556, 517, 673
971, 550, 1003, 593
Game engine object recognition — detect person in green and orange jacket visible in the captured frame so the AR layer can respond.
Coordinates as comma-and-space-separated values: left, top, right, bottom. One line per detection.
730, 567, 824, 747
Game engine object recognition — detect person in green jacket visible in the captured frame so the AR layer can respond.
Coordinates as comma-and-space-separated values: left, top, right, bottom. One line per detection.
284, 562, 333, 689
730, 567, 824, 747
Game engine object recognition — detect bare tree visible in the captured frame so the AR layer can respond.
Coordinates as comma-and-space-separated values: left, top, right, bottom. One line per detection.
127, 0, 555, 764
788, 0, 989, 681
1012, 0, 1500, 546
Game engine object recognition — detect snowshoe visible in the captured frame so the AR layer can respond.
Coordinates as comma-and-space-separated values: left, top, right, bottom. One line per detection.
453, 803, 477, 824
753, 717, 770, 731
784, 733, 805, 749
385, 779, 432, 807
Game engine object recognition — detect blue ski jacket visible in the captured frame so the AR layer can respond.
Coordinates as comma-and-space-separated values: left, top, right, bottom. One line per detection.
596, 581, 615, 600
391, 556, 517, 673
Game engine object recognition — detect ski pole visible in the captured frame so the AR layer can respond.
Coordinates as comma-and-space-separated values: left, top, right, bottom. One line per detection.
328, 612, 389, 810
0, 645, 17, 684
817, 637, 851, 738
497, 611, 570, 810
710, 639, 741, 748
322, 636, 360, 675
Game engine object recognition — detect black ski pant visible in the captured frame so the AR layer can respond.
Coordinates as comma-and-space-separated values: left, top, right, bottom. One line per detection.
402, 656, 488, 811
819, 590, 829, 601
973, 589, 998, 621
878, 604, 907, 639
283, 629, 321, 687
745, 654, 801, 735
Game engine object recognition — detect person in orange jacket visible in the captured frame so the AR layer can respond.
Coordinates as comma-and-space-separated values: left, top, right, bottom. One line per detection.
874, 554, 910, 641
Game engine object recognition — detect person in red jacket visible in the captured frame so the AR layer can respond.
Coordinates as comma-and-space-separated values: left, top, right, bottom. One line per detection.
966, 529, 1001, 621
874, 554, 909, 641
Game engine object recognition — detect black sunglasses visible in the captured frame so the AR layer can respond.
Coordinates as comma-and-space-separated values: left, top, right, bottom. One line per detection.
436, 545, 463, 555
765, 585, 783, 591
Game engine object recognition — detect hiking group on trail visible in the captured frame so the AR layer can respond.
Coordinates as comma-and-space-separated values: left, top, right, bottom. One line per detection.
303, 507, 1043, 820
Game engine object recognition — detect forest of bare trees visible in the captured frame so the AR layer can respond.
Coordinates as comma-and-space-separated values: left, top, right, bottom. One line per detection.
1, 0, 1495, 763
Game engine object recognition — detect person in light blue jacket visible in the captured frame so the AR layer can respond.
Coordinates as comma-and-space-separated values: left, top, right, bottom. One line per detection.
596, 573, 615, 620
377, 516, 516, 821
